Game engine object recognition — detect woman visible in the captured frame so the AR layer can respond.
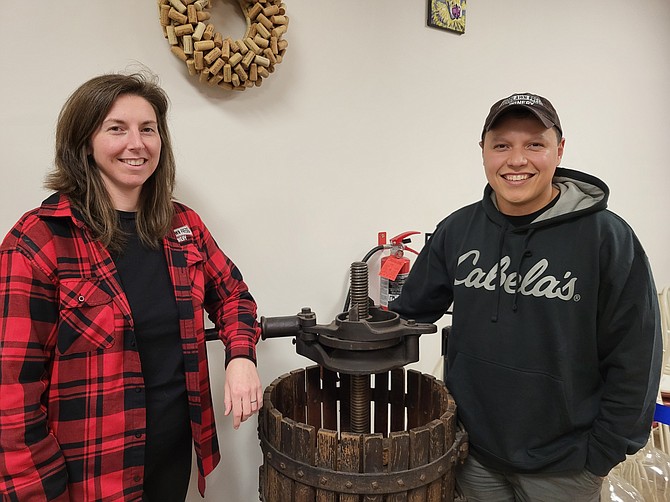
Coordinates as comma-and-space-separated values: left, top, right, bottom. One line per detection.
0, 73, 263, 501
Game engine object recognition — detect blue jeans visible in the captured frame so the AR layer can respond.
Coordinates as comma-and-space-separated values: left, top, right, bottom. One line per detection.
456, 455, 603, 502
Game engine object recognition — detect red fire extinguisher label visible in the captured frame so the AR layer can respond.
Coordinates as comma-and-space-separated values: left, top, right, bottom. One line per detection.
379, 256, 406, 281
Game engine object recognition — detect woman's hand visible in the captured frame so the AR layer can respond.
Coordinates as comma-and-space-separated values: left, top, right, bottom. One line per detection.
224, 358, 263, 429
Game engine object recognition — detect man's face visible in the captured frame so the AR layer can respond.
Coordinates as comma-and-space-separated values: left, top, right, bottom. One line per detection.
481, 114, 564, 216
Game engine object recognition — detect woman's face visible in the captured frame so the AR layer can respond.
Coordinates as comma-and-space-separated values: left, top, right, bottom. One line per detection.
89, 94, 161, 211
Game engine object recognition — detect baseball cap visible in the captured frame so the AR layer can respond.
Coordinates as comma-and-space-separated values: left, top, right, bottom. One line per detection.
482, 93, 562, 139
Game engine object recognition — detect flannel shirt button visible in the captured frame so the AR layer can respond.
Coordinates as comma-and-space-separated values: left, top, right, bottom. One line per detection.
135, 432, 142, 438
135, 387, 142, 393
133, 475, 141, 482
78, 295, 85, 302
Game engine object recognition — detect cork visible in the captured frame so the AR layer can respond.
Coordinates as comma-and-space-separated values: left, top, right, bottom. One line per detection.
171, 46, 188, 61
187, 4, 197, 24
204, 47, 222, 64
193, 40, 215, 51
168, 8, 187, 24
159, 4, 170, 26
166, 25, 178, 45
183, 34, 194, 54
169, 0, 187, 14
192, 22, 206, 41
174, 24, 194, 37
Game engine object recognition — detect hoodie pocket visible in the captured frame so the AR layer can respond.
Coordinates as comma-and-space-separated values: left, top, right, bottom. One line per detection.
57, 279, 115, 354
449, 352, 572, 466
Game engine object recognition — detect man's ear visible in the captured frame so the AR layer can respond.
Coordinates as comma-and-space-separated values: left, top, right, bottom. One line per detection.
557, 137, 565, 164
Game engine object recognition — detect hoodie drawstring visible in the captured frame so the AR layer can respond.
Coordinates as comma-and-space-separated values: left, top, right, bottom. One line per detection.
491, 225, 507, 323
491, 227, 535, 322
511, 230, 535, 312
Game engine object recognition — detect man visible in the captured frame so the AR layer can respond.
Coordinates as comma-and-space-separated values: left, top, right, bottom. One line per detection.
390, 93, 662, 501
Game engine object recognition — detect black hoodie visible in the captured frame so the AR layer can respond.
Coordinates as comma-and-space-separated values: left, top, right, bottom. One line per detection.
390, 168, 662, 476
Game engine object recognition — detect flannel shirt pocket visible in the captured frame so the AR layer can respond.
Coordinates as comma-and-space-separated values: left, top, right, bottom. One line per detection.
183, 242, 205, 304
57, 278, 115, 354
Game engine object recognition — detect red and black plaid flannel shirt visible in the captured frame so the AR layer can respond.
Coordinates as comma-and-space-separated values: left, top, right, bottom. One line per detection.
0, 193, 261, 501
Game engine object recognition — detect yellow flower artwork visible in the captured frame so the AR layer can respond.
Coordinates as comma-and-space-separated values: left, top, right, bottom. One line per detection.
428, 0, 467, 34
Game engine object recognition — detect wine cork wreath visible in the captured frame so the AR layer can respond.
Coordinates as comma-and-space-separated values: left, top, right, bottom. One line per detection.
158, 0, 288, 91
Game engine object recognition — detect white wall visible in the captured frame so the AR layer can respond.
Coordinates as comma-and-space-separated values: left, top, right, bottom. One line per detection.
1, 1, 668, 500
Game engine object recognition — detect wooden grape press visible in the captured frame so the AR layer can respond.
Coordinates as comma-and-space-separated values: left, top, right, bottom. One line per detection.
257, 262, 468, 501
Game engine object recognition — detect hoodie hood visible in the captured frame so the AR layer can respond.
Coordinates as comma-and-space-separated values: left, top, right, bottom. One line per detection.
483, 167, 609, 230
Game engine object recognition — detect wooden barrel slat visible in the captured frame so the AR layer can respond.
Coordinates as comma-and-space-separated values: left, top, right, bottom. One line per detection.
263, 376, 281, 436
390, 369, 405, 432
292, 368, 307, 424
432, 381, 447, 429
265, 408, 284, 501
441, 389, 457, 449
440, 408, 457, 494
406, 370, 421, 430
322, 369, 338, 431
440, 418, 458, 502
279, 418, 296, 500
363, 433, 383, 502
408, 426, 430, 501
373, 372, 389, 436
306, 365, 322, 430
294, 422, 316, 502
273, 372, 290, 426
279, 372, 297, 422
420, 374, 435, 427
338, 432, 362, 502
316, 429, 338, 502
387, 431, 410, 502
428, 419, 446, 502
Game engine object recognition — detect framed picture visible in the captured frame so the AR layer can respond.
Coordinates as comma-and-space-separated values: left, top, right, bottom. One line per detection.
428, 0, 467, 34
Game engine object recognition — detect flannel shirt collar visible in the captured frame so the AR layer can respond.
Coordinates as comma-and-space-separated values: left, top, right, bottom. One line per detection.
37, 193, 89, 229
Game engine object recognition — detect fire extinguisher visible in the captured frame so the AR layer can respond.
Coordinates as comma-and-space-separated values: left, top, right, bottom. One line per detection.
379, 231, 419, 310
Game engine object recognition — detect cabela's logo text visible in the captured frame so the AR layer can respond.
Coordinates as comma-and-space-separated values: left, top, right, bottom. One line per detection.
454, 250, 578, 301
